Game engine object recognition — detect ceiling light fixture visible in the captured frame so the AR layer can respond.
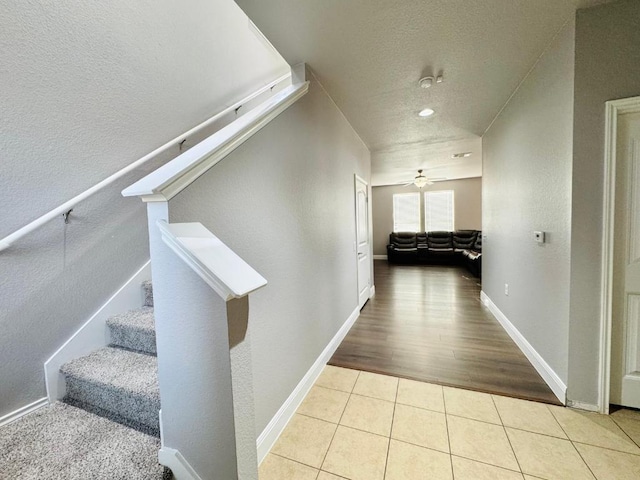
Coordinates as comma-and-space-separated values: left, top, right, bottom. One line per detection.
452, 152, 472, 158
418, 108, 435, 117
418, 76, 434, 89
414, 170, 429, 188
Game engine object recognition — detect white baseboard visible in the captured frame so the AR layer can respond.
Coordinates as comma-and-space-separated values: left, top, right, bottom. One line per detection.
567, 400, 600, 412
373, 255, 387, 260
480, 291, 567, 405
370, 285, 376, 297
256, 305, 360, 464
0, 397, 48, 428
158, 447, 202, 480
44, 261, 152, 402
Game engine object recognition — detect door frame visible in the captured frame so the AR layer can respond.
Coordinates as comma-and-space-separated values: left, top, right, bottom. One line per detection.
599, 95, 640, 414
354, 174, 371, 309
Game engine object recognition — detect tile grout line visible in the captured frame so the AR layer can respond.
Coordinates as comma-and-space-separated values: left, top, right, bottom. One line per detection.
295, 412, 392, 441
449, 453, 524, 475
491, 395, 523, 474
546, 406, 598, 479
571, 439, 640, 457
550, 405, 640, 456
270, 452, 324, 473
610, 415, 640, 450
317, 370, 360, 475
571, 442, 599, 480
382, 379, 399, 479
442, 385, 455, 479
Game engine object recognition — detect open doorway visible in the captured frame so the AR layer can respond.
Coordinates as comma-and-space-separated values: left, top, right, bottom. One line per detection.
330, 177, 560, 404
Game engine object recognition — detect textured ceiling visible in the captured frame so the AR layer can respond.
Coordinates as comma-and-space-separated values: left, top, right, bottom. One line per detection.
236, 0, 612, 186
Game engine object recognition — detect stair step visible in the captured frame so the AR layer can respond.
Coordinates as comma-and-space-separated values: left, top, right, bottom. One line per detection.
0, 402, 170, 479
60, 347, 160, 436
143, 280, 153, 307
107, 307, 156, 355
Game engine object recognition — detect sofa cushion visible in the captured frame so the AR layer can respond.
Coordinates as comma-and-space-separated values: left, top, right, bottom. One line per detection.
427, 231, 453, 249
473, 231, 482, 252
389, 232, 417, 248
453, 230, 478, 250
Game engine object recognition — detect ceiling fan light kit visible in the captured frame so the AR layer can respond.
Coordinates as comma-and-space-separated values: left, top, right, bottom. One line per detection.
413, 169, 430, 188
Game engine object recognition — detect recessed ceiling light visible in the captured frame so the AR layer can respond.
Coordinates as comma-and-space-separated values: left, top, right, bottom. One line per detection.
419, 108, 435, 117
452, 152, 472, 158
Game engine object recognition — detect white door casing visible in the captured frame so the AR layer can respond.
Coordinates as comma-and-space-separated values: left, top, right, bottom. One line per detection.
355, 175, 371, 309
610, 109, 640, 409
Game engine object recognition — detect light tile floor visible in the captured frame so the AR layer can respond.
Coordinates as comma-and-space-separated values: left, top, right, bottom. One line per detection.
260, 366, 640, 480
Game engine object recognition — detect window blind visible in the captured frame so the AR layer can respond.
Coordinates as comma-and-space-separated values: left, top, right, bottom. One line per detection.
393, 193, 420, 232
425, 190, 454, 231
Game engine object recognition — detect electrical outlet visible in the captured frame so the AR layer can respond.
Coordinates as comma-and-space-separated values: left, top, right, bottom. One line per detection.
505, 283, 509, 296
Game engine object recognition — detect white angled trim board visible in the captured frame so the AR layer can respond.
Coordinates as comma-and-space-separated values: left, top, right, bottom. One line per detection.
600, 96, 640, 414
44, 261, 152, 402
256, 305, 360, 464
0, 397, 48, 428
480, 291, 567, 404
158, 221, 267, 301
372, 255, 388, 260
158, 448, 203, 480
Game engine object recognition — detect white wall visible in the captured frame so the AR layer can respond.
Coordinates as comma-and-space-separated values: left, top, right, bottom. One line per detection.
569, 0, 640, 406
482, 19, 575, 386
372, 178, 482, 256
0, 0, 289, 417
169, 70, 371, 434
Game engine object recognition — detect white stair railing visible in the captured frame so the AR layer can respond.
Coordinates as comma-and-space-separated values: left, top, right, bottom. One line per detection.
0, 72, 291, 252
123, 64, 309, 479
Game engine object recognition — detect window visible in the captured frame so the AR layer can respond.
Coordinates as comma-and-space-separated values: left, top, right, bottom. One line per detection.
425, 190, 454, 231
393, 193, 420, 232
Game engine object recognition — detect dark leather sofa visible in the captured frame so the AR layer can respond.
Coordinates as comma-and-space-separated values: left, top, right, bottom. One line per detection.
387, 230, 482, 277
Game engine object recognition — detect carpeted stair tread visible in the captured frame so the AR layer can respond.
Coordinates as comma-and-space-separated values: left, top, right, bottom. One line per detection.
61, 347, 159, 432
107, 307, 156, 355
0, 402, 169, 479
143, 280, 153, 307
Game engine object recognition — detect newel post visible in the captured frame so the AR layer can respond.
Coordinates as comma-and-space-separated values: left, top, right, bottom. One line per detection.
146, 203, 265, 479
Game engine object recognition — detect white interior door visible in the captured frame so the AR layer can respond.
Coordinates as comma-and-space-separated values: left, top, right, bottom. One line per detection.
355, 175, 371, 309
611, 110, 640, 408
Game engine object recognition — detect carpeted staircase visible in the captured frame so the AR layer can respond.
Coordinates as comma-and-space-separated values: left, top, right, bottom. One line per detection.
0, 281, 171, 479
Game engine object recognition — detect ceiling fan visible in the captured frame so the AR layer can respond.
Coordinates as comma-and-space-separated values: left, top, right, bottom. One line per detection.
403, 169, 447, 188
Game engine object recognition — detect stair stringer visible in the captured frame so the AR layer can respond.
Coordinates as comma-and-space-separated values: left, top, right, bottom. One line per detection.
44, 261, 151, 403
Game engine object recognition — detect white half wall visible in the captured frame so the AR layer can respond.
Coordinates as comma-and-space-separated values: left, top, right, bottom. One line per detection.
168, 68, 371, 435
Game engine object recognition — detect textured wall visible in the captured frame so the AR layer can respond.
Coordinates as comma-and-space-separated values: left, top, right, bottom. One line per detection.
482, 19, 575, 385
569, 0, 640, 405
371, 178, 482, 256
0, 0, 288, 417
169, 71, 371, 434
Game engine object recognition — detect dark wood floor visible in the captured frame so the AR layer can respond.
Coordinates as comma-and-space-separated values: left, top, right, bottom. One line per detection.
329, 261, 560, 405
